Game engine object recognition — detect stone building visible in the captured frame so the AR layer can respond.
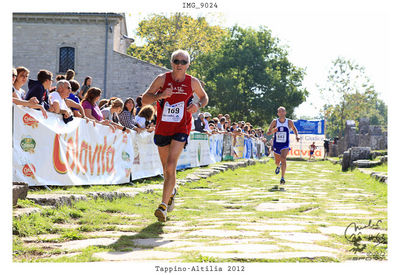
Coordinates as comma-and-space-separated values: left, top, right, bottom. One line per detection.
333, 118, 387, 156
13, 12, 168, 100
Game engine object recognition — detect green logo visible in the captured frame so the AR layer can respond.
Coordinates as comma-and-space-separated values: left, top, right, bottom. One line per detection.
198, 145, 201, 162
122, 151, 130, 161
20, 137, 36, 153
192, 132, 208, 140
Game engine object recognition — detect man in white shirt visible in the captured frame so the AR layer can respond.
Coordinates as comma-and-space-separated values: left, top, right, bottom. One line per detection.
203, 112, 212, 132
49, 80, 85, 120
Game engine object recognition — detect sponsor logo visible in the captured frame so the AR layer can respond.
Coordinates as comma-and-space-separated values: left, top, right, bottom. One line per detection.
122, 151, 130, 161
20, 136, 36, 153
198, 145, 201, 162
122, 134, 128, 144
53, 128, 116, 176
23, 113, 39, 128
125, 168, 131, 178
22, 164, 36, 179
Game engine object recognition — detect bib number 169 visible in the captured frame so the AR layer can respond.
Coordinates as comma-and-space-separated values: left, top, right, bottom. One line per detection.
167, 108, 180, 114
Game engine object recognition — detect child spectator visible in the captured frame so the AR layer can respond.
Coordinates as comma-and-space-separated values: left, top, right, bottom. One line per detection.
12, 68, 47, 119
78, 76, 92, 100
12, 66, 29, 99
65, 69, 75, 80
101, 98, 130, 133
135, 95, 143, 115
135, 105, 155, 132
98, 99, 109, 110
24, 69, 53, 111
68, 79, 82, 117
118, 97, 142, 132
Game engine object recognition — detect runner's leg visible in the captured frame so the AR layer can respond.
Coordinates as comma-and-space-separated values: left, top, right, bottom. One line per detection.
161, 139, 186, 205
157, 144, 170, 179
274, 152, 281, 167
280, 148, 289, 179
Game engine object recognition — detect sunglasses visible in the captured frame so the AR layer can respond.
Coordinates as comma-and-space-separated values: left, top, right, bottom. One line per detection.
173, 59, 188, 65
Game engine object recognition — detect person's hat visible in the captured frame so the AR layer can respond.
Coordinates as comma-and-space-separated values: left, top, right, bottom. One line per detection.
204, 112, 211, 118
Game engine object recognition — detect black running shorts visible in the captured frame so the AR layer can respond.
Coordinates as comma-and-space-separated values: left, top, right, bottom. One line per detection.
154, 133, 189, 147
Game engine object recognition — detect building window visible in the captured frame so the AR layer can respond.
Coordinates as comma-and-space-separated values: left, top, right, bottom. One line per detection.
59, 47, 75, 73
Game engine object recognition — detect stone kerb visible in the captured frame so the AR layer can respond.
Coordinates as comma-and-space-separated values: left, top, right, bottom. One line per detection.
342, 147, 371, 171
26, 194, 88, 207
16, 158, 269, 215
13, 182, 29, 206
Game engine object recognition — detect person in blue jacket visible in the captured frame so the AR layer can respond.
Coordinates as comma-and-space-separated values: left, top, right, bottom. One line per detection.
24, 69, 53, 111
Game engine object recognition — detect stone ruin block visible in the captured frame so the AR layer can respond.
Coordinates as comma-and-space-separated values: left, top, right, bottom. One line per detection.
369, 125, 382, 136
359, 134, 370, 147
350, 147, 371, 161
342, 147, 371, 171
329, 144, 338, 157
359, 117, 370, 135
370, 135, 382, 150
342, 151, 351, 171
347, 127, 358, 148
337, 139, 345, 155
13, 182, 29, 206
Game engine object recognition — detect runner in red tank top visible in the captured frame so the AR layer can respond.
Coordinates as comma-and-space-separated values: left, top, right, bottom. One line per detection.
155, 71, 193, 137
142, 50, 209, 222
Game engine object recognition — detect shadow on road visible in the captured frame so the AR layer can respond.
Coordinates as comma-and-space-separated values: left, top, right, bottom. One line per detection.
105, 221, 168, 252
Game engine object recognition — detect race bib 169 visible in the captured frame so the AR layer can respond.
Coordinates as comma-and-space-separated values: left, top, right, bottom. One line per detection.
161, 101, 184, 123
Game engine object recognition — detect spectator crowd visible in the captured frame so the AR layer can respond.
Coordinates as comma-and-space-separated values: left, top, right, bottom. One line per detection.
12, 67, 271, 155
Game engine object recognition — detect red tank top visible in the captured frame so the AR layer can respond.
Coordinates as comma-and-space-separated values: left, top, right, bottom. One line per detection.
155, 72, 193, 136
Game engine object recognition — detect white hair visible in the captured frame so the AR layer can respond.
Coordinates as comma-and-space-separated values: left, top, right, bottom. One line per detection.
170, 49, 191, 64
56, 79, 69, 90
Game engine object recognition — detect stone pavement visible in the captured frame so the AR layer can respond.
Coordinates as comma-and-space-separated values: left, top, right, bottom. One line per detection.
15, 159, 387, 262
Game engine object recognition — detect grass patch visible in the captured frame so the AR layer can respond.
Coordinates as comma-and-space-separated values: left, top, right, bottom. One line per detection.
14, 158, 387, 262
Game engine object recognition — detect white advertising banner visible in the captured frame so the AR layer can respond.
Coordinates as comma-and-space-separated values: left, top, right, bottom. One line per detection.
209, 133, 224, 163
13, 105, 266, 186
130, 131, 163, 180
288, 134, 325, 159
177, 132, 213, 169
13, 105, 133, 186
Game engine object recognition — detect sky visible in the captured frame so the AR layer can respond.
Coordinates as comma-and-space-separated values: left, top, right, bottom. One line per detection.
124, 0, 392, 119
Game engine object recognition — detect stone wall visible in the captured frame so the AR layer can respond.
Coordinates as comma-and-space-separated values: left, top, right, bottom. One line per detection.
13, 13, 168, 101
107, 51, 168, 99
336, 118, 387, 155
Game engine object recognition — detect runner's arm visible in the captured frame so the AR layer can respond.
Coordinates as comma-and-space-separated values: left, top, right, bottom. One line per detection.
187, 77, 208, 114
266, 120, 277, 136
142, 74, 171, 105
289, 120, 300, 142
65, 98, 86, 118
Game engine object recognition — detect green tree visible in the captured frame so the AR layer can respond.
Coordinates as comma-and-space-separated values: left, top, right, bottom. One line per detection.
127, 13, 227, 68
320, 57, 387, 138
193, 25, 308, 127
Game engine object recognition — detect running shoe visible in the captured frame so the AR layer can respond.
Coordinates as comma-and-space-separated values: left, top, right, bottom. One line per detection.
154, 203, 167, 222
275, 163, 281, 175
167, 187, 177, 212
280, 178, 285, 185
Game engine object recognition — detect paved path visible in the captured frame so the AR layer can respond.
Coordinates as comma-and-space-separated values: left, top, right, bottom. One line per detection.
17, 159, 387, 262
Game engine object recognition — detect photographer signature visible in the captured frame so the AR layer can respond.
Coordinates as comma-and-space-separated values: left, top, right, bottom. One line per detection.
344, 219, 386, 254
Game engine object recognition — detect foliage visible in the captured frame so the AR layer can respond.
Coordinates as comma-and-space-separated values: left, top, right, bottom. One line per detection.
320, 57, 387, 138
192, 25, 308, 127
127, 13, 227, 68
